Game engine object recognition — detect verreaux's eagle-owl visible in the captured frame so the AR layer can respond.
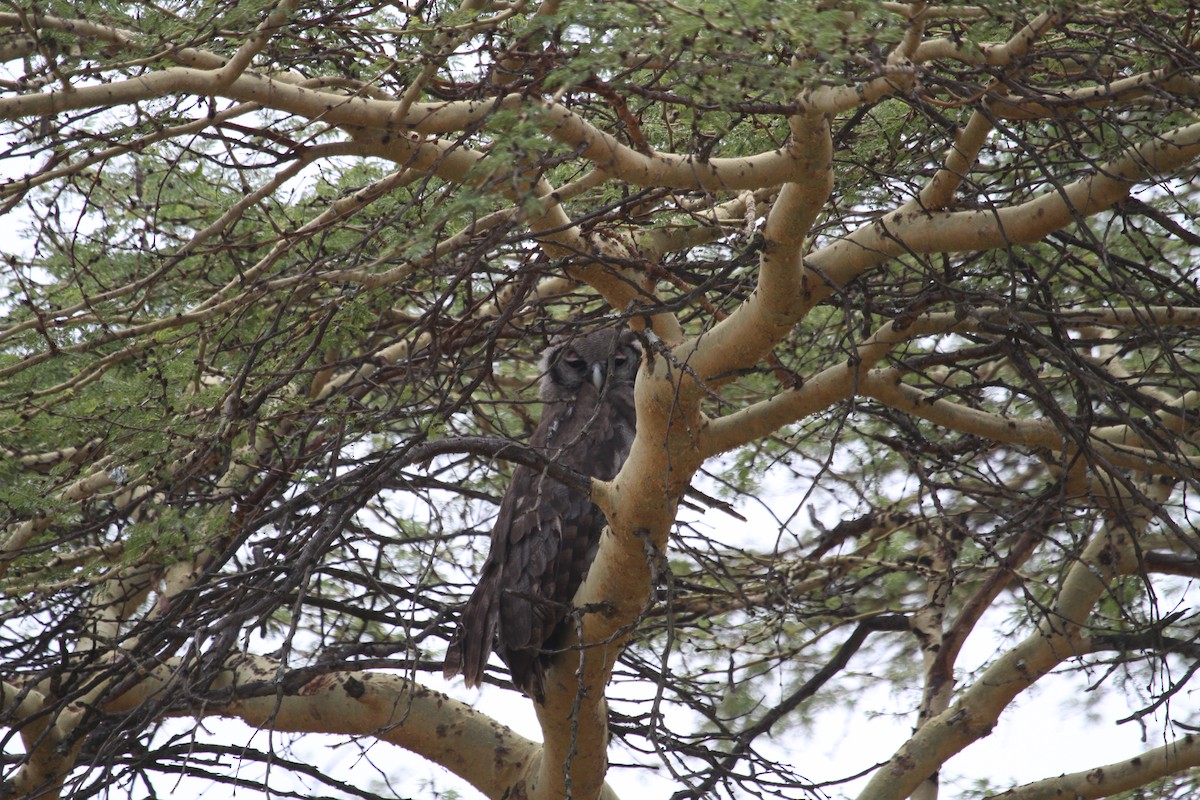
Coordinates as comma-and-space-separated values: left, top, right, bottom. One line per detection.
444, 325, 640, 701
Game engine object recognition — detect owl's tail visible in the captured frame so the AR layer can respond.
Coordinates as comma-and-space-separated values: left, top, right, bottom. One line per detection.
444, 564, 500, 690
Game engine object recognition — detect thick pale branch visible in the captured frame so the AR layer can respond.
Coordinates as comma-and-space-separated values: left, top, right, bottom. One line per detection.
0, 13, 226, 71
531, 378, 699, 798
801, 67, 918, 116
702, 310, 970, 456
681, 111, 833, 392
213, 0, 297, 89
706, 301, 1200, 463
988, 71, 1200, 121
536, 101, 805, 191
405, 96, 813, 190
859, 369, 1200, 478
855, 479, 1169, 800
637, 188, 777, 261
0, 67, 398, 133
0, 32, 35, 61
0, 465, 121, 579
1096, 388, 1200, 447
808, 120, 1200, 293
911, 528, 957, 800
914, 10, 1058, 66
919, 108, 994, 209
0, 73, 810, 196
9, 566, 156, 800
987, 733, 1200, 800
0, 680, 44, 720
104, 655, 544, 799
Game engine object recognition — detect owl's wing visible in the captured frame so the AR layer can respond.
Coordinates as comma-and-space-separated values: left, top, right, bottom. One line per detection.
443, 456, 600, 695
494, 465, 608, 699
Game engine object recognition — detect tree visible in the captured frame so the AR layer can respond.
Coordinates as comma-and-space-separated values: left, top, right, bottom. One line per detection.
0, 1, 1198, 798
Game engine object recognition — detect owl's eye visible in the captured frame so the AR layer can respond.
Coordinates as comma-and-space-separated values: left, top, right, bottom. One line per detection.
563, 350, 586, 370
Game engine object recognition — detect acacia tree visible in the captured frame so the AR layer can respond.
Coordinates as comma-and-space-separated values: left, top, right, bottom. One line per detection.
0, 1, 1198, 798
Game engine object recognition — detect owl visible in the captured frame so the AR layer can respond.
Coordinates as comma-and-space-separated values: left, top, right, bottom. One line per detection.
444, 325, 641, 701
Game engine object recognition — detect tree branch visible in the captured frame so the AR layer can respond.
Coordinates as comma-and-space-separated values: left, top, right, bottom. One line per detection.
103, 654, 550, 800
807, 120, 1200, 293
986, 733, 1200, 800
855, 478, 1172, 800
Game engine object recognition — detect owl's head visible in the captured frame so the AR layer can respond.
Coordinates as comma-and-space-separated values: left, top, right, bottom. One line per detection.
540, 326, 641, 400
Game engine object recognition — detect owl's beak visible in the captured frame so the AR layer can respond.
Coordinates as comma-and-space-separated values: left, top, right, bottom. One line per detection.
591, 362, 605, 391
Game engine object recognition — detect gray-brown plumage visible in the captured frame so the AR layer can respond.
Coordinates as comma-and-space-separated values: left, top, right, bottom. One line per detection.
444, 325, 640, 701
